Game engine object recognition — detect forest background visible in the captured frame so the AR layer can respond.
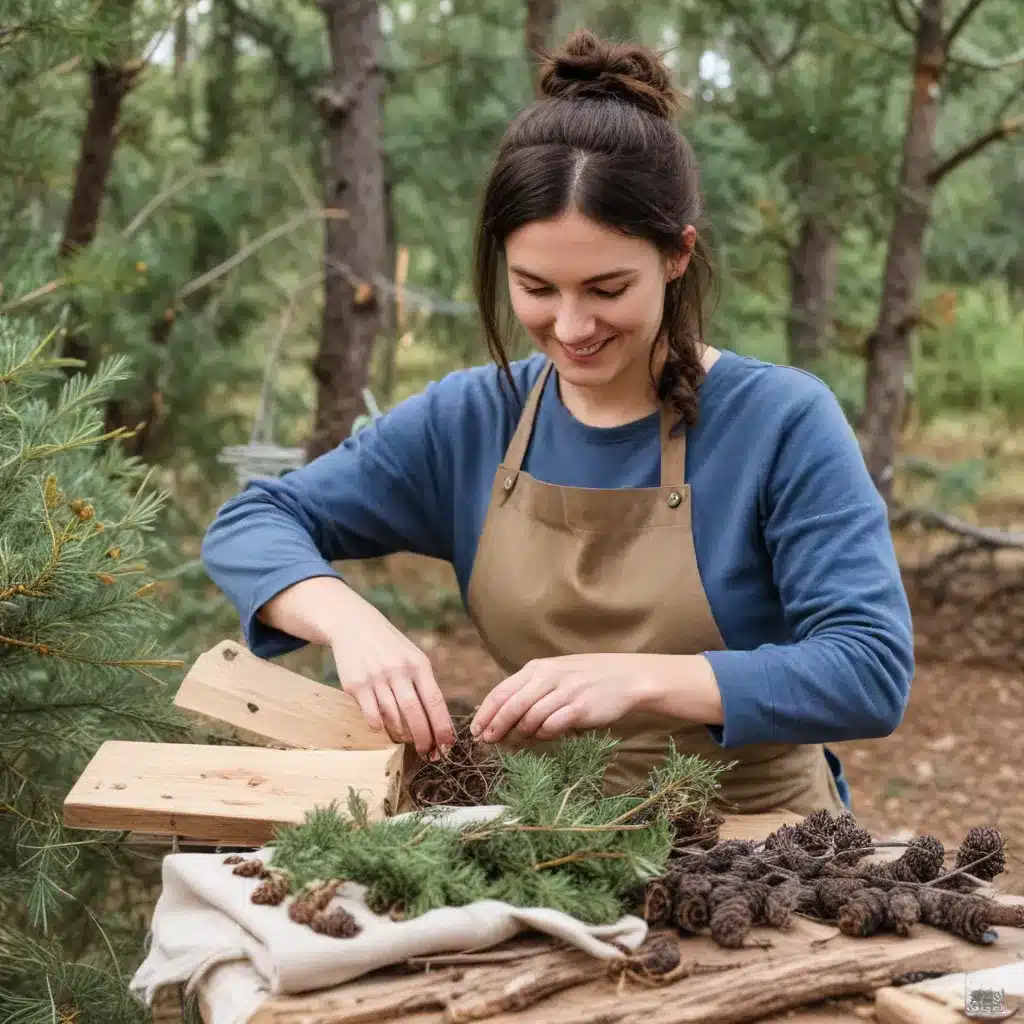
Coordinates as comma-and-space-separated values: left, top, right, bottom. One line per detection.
0, 1, 1021, 1020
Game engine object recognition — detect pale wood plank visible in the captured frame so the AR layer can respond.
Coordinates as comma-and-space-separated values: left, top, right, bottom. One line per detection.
874, 986, 964, 1024
63, 740, 403, 845
173, 639, 385, 750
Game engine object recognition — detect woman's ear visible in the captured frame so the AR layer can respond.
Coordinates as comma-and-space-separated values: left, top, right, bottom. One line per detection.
667, 225, 698, 281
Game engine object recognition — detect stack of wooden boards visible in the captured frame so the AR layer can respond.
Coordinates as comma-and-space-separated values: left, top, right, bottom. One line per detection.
65, 640, 1024, 1024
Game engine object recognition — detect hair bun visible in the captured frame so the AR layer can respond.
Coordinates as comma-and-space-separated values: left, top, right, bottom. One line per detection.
538, 29, 679, 120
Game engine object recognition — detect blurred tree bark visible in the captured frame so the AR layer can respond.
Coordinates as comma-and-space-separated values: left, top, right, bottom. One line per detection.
309, 0, 387, 459
59, 0, 140, 369
526, 0, 558, 96
861, 0, 1023, 501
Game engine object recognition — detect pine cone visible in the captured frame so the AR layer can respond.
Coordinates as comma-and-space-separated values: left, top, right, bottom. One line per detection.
251, 871, 290, 906
731, 855, 771, 881
916, 889, 997, 945
629, 935, 681, 978
764, 877, 801, 929
642, 880, 673, 926
838, 888, 888, 937
703, 840, 756, 872
816, 877, 868, 918
288, 897, 317, 926
763, 824, 802, 853
672, 874, 712, 934
831, 815, 874, 863
955, 826, 1005, 882
311, 906, 361, 938
232, 858, 268, 878
801, 809, 838, 836
886, 888, 920, 937
797, 883, 820, 915
865, 836, 944, 883
709, 894, 752, 948
222, 854, 246, 865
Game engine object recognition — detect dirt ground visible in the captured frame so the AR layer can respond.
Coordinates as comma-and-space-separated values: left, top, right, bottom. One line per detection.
341, 521, 1024, 897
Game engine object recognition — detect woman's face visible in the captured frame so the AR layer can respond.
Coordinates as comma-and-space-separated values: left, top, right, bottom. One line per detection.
504, 209, 692, 400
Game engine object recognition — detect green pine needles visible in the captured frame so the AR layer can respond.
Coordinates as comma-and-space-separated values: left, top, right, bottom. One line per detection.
0, 317, 188, 1023
268, 734, 730, 925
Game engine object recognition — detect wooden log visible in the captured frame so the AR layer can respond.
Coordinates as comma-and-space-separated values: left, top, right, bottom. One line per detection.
551, 936, 959, 1024
63, 740, 403, 846
173, 639, 384, 750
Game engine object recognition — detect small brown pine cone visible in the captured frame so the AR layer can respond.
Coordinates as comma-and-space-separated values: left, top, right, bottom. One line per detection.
801, 809, 838, 836
955, 826, 1005, 882
673, 874, 712, 933
763, 824, 802, 853
765, 846, 819, 876
232, 858, 268, 878
704, 840, 755, 873
831, 815, 874, 862
629, 935, 681, 978
864, 836, 944, 884
731, 855, 771, 881
764, 878, 802, 929
222, 855, 245, 865
288, 898, 317, 926
838, 888, 888, 937
797, 883, 820, 915
710, 895, 752, 948
886, 888, 920, 936
251, 871, 290, 906
816, 877, 868, 918
642, 880, 673, 926
310, 906, 361, 938
309, 879, 345, 911
934, 873, 982, 893
947, 898, 996, 945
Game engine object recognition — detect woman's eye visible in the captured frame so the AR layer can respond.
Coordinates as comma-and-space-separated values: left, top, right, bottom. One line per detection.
522, 285, 554, 296
594, 285, 628, 299
520, 284, 628, 298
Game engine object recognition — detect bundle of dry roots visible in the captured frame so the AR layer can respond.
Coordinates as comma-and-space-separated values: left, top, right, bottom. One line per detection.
640, 809, 1022, 949
406, 715, 502, 808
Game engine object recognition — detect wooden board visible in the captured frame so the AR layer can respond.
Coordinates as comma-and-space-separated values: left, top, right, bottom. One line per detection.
174, 639, 385, 750
875, 957, 1024, 1023
63, 740, 404, 846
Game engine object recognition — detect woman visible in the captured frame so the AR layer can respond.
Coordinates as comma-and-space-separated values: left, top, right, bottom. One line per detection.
201, 30, 913, 816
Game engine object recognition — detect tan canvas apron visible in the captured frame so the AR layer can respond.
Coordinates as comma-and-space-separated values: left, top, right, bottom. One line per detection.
462, 360, 845, 816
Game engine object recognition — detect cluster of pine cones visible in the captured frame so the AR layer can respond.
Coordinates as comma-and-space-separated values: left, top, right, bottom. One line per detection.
639, 809, 1020, 949
223, 855, 360, 939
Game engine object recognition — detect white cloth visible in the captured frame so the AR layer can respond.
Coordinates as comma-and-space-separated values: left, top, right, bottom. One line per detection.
129, 805, 648, 1024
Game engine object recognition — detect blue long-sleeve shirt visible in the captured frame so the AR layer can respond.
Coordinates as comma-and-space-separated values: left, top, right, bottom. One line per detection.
201, 350, 915, 808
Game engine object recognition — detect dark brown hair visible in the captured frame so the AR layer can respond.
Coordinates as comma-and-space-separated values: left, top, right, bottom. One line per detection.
473, 29, 714, 427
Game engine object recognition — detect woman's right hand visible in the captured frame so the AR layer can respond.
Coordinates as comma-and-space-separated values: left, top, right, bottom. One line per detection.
330, 608, 455, 758
257, 576, 455, 757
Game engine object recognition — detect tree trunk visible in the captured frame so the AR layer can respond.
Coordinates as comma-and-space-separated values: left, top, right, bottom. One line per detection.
308, 0, 387, 460
59, 19, 140, 369
526, 0, 558, 97
860, 0, 945, 501
786, 216, 837, 370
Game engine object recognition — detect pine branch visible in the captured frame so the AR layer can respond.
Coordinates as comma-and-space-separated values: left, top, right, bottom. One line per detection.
927, 117, 1024, 184
944, 0, 987, 47
888, 0, 919, 34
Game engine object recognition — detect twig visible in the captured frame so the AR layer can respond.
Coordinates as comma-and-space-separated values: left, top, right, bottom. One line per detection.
928, 117, 1024, 185
889, 504, 1024, 548
945, 0, 988, 47
122, 166, 225, 238
533, 851, 631, 871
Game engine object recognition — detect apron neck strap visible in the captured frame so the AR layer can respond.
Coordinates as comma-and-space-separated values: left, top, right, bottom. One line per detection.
660, 404, 687, 486
503, 360, 552, 472
502, 359, 687, 484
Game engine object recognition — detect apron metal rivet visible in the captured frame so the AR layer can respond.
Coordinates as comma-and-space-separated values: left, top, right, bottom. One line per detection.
667, 491, 682, 508
503, 476, 514, 491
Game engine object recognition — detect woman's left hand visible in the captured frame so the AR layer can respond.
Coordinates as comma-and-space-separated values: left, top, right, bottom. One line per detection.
470, 653, 664, 744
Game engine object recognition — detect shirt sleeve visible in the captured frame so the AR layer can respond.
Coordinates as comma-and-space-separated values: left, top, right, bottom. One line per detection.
200, 382, 454, 658
701, 386, 914, 748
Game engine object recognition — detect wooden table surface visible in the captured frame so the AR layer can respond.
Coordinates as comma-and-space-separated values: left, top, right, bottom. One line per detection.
177, 812, 1024, 1024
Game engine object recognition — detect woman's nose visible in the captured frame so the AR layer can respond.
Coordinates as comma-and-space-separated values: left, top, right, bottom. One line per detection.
552, 303, 596, 345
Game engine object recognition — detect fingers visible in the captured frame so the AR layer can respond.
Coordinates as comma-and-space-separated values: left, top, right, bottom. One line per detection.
479, 670, 559, 743
509, 687, 570, 742
536, 703, 579, 741
471, 665, 534, 737
389, 672, 435, 756
346, 681, 383, 734
409, 655, 456, 752
374, 680, 410, 744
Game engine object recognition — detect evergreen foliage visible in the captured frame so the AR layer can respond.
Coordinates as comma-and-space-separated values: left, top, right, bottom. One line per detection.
0, 317, 188, 1023
268, 734, 728, 925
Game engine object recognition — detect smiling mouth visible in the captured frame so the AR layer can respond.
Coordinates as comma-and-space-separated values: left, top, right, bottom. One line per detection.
561, 337, 614, 358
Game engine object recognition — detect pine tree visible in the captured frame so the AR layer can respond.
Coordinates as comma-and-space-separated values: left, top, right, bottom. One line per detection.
0, 316, 189, 1023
